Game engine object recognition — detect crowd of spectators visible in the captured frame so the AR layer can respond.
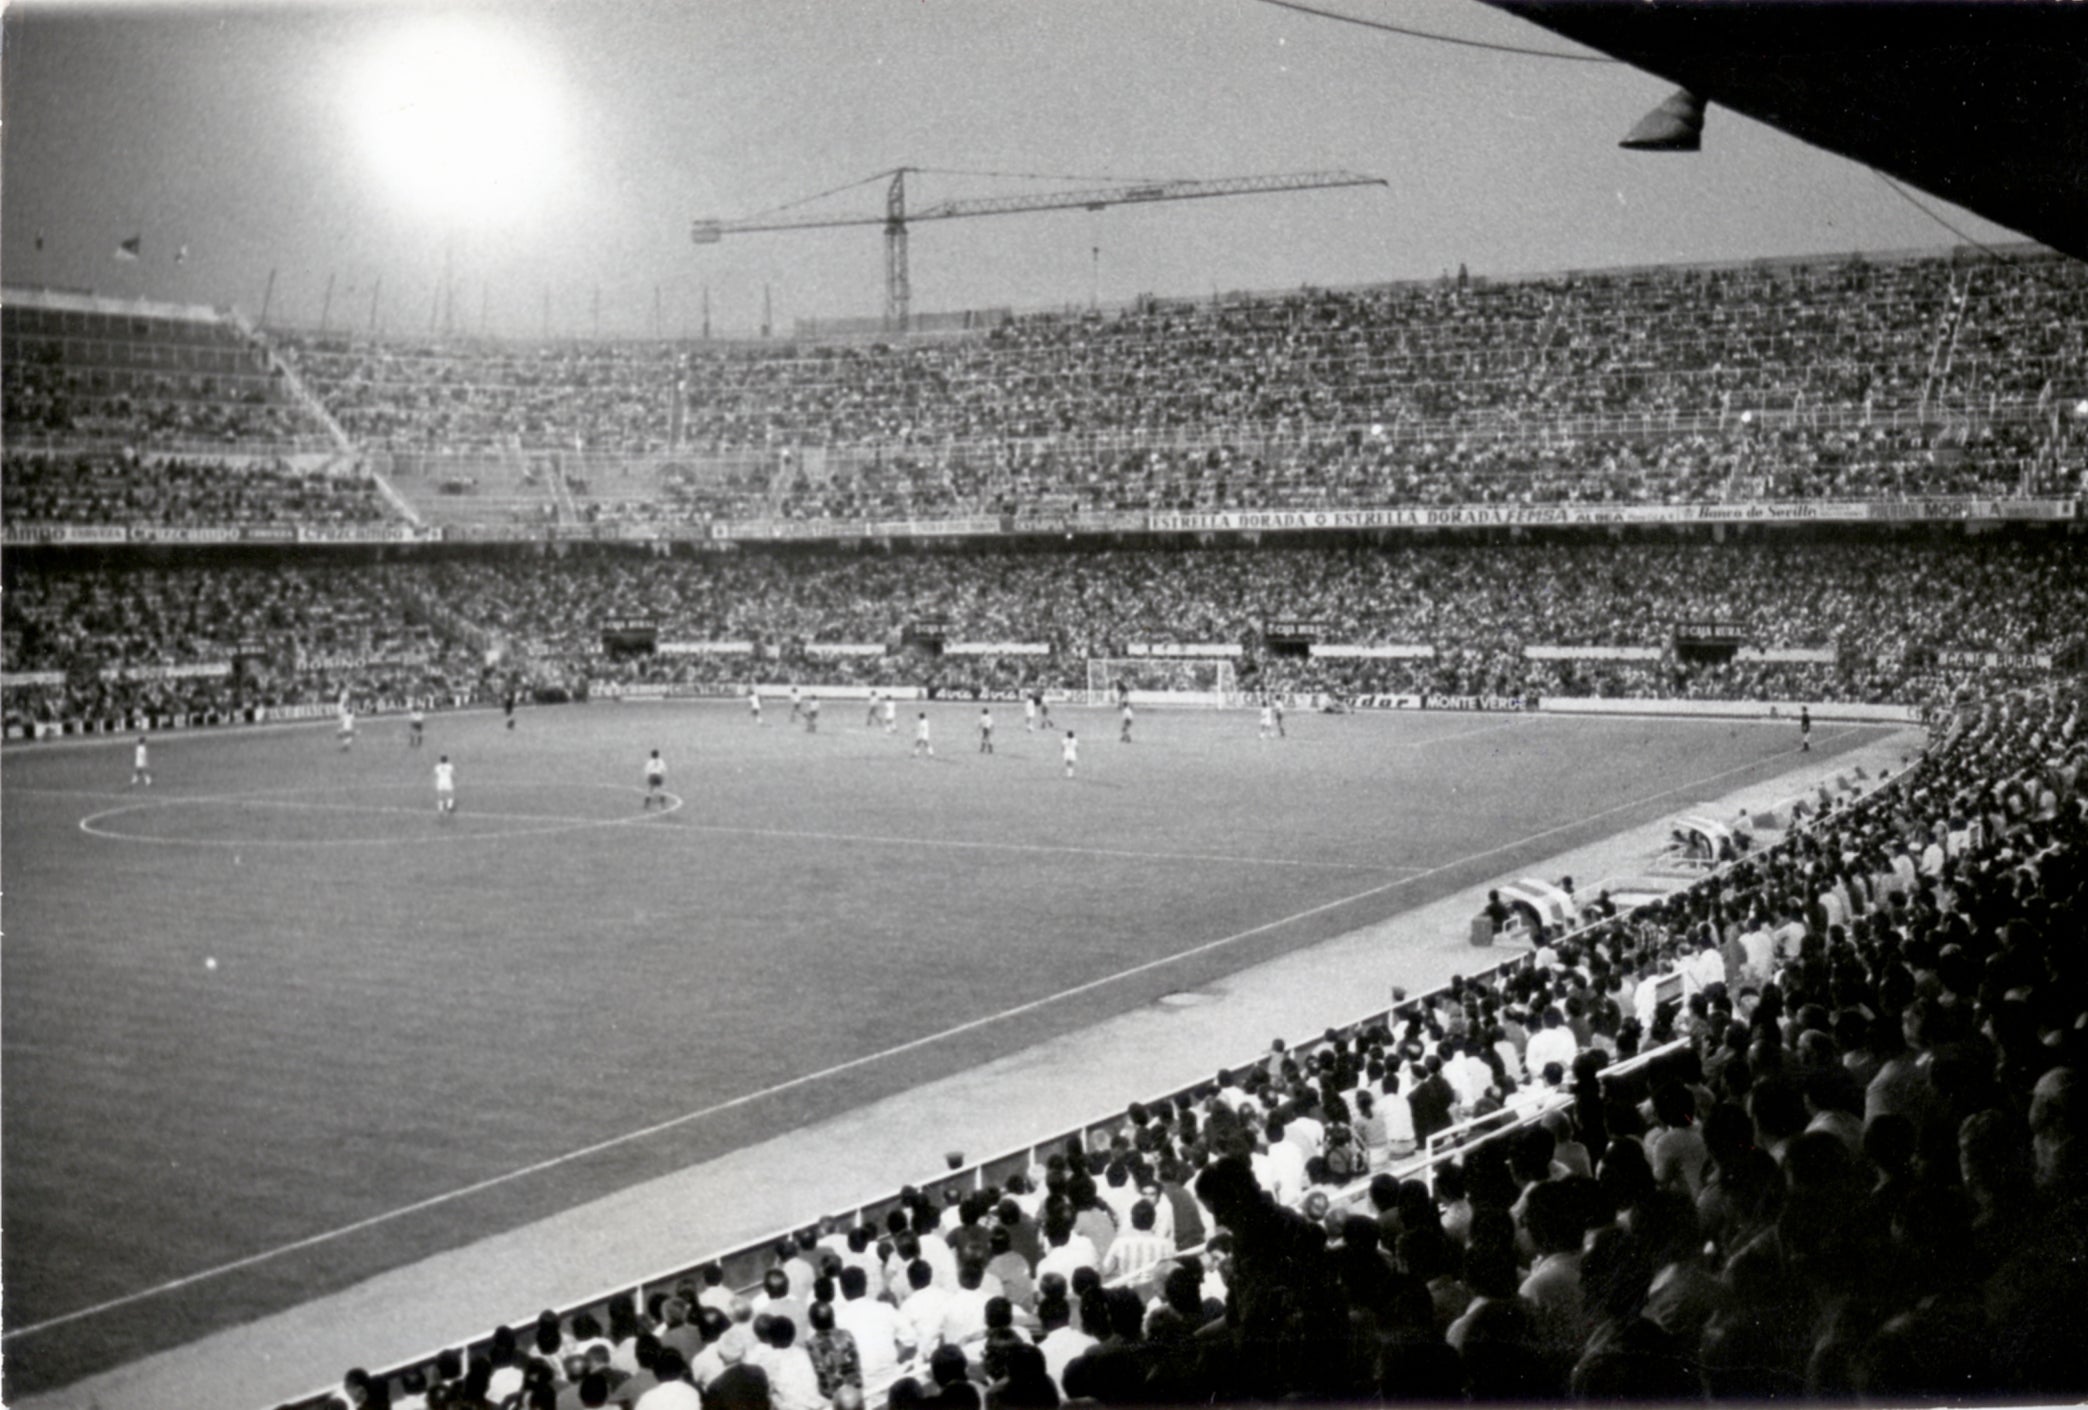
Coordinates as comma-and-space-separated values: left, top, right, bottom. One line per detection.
3, 451, 394, 527
1, 562, 482, 729
286, 252, 2088, 454
313, 681, 2088, 1407
262, 249, 2088, 529
745, 416, 2079, 526
3, 301, 330, 449
277, 337, 685, 454
419, 537, 2088, 706
11, 251, 2082, 529
10, 536, 2084, 728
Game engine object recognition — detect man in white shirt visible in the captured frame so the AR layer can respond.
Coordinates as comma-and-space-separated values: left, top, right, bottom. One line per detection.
1920, 823, 1948, 877
695, 1262, 737, 1317
834, 1265, 910, 1377
634, 1347, 704, 1410
1098, 1163, 1142, 1226
1633, 962, 1667, 1032
897, 1259, 951, 1354
1007, 1170, 1048, 1220
1257, 1119, 1307, 1206
1099, 1200, 1173, 1286
1034, 1295, 1097, 1400
915, 1221, 959, 1290
780, 1231, 820, 1303
836, 1225, 885, 1299
1773, 908, 1808, 967
1682, 935, 1727, 998
1524, 1009, 1578, 1082
1136, 1179, 1175, 1246
1737, 915, 1777, 987
750, 1268, 810, 1342
938, 1262, 1000, 1350
689, 1319, 748, 1392
1285, 1100, 1325, 1162
1034, 1214, 1098, 1288
1443, 1042, 1492, 1113
761, 1316, 827, 1410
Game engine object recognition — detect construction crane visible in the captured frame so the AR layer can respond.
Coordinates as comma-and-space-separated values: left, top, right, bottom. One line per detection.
691, 166, 1386, 332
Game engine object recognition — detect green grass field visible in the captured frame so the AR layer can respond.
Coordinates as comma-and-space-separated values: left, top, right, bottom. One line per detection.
0, 699, 1888, 1392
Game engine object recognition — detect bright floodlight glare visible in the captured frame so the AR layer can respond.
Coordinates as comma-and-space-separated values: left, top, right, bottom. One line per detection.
355, 17, 561, 223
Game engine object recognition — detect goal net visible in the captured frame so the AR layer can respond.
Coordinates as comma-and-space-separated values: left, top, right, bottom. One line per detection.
1085, 657, 1243, 708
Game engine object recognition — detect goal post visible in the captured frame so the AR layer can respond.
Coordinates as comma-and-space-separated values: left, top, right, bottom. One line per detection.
1084, 657, 1244, 708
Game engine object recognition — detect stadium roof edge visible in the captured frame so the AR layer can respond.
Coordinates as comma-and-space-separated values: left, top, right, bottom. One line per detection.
3, 283, 229, 326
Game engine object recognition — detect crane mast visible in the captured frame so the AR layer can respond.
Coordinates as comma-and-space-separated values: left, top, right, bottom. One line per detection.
885, 171, 910, 332
693, 166, 1385, 332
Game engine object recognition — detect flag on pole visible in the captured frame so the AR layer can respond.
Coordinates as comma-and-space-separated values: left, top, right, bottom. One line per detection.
114, 234, 142, 261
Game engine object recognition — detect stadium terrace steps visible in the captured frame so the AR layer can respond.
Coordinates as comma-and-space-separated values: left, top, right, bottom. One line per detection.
15, 729, 1922, 1410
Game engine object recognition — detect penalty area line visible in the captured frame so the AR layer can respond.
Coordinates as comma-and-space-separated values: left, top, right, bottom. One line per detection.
4, 736, 1817, 1342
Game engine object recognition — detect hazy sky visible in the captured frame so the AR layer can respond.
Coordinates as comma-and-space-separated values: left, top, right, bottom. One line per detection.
1, 0, 2024, 339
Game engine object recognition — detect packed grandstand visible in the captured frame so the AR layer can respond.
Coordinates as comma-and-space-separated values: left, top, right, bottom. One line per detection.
5, 245, 2088, 1407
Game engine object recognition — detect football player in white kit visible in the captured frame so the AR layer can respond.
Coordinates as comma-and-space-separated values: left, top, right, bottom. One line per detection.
434, 754, 457, 813
1062, 729, 1078, 779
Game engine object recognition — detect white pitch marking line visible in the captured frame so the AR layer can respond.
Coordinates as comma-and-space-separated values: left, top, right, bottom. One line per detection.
665, 822, 1403, 872
165, 794, 635, 828
2, 736, 1829, 1341
1381, 717, 1532, 747
75, 786, 684, 847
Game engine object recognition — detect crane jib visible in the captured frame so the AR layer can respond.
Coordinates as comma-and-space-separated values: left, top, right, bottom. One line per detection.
686, 170, 1384, 328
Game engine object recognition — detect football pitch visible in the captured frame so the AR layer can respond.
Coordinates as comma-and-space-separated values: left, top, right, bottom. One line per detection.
1, 700, 1889, 1391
